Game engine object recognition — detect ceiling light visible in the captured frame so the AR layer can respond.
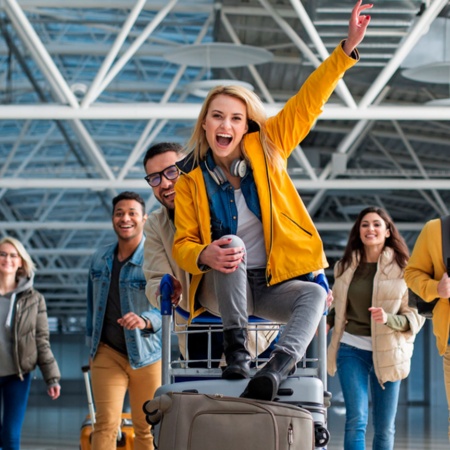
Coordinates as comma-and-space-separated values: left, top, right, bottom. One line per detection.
163, 43, 273, 68
70, 82, 87, 95
425, 98, 450, 106
185, 79, 254, 98
402, 62, 450, 84
401, 17, 450, 69
401, 17, 450, 84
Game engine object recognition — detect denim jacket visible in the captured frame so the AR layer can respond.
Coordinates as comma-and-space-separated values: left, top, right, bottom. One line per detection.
201, 150, 262, 241
86, 238, 162, 369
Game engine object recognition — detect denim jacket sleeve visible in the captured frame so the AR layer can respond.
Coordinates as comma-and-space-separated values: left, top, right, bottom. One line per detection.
140, 309, 162, 334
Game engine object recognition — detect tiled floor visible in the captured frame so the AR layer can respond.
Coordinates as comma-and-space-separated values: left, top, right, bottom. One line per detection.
20, 391, 449, 449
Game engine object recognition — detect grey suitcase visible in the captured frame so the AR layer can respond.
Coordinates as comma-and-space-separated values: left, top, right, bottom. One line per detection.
145, 391, 315, 450
151, 377, 329, 448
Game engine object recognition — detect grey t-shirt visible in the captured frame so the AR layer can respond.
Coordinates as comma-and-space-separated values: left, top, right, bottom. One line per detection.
0, 293, 16, 376
0, 276, 34, 376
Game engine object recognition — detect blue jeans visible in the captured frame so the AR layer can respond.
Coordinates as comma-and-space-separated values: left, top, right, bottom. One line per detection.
337, 343, 401, 450
0, 372, 32, 450
198, 235, 326, 362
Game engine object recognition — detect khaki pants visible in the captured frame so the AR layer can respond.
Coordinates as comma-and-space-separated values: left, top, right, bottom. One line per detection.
444, 345, 450, 440
91, 343, 161, 450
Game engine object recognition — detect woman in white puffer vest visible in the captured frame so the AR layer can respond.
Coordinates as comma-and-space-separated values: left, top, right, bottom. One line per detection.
327, 207, 425, 450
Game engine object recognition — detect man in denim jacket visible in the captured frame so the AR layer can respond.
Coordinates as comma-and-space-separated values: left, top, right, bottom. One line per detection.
86, 191, 162, 450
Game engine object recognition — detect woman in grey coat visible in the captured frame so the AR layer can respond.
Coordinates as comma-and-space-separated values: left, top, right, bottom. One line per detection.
0, 236, 61, 450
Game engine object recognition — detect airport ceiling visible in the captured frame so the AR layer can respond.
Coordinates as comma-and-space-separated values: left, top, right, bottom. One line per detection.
1, 0, 450, 325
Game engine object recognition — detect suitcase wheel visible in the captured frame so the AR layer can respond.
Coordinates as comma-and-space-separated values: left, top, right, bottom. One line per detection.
146, 410, 162, 426
314, 423, 330, 447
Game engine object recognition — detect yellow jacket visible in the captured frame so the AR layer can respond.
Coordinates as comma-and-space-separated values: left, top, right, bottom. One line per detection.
405, 218, 450, 355
173, 43, 358, 319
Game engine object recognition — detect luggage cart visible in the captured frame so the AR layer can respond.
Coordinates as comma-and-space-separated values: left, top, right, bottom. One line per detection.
156, 273, 330, 448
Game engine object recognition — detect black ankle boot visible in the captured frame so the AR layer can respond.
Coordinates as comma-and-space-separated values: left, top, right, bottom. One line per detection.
240, 352, 296, 401
222, 328, 251, 380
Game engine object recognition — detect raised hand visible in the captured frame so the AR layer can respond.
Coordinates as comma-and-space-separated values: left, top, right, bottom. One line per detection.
343, 0, 373, 56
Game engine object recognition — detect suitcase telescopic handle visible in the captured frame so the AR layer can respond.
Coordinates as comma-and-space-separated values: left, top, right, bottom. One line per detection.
82, 365, 124, 441
81, 365, 96, 426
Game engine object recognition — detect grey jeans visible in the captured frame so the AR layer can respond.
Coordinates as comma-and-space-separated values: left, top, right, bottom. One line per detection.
197, 235, 326, 362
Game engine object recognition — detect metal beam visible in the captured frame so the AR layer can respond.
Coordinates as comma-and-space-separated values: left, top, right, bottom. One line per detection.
1, 178, 450, 190
0, 221, 427, 231
1, 104, 450, 120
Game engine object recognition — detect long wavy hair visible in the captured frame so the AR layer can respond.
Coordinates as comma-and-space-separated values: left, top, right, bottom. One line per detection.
336, 206, 409, 278
0, 236, 36, 279
185, 85, 282, 169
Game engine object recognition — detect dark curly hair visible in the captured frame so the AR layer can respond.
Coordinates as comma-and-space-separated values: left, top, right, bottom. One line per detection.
112, 191, 145, 216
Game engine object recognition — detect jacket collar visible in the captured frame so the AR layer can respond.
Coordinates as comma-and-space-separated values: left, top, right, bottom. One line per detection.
176, 153, 197, 174
102, 237, 145, 266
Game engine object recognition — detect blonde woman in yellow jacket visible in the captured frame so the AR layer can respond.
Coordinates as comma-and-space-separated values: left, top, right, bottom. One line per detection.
173, 0, 372, 401
404, 217, 450, 439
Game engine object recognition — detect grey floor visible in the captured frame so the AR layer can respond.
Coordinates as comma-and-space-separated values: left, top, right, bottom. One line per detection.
20, 391, 449, 450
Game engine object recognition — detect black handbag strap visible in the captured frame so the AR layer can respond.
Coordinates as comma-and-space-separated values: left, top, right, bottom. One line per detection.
441, 215, 450, 274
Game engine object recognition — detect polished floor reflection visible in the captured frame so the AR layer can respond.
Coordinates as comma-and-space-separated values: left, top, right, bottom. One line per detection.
21, 389, 449, 450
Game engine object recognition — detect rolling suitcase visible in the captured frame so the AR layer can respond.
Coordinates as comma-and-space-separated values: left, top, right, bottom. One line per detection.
150, 376, 329, 448
144, 391, 315, 450
79, 365, 135, 450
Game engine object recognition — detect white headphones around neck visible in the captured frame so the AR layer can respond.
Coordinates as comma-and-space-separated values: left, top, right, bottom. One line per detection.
205, 158, 248, 185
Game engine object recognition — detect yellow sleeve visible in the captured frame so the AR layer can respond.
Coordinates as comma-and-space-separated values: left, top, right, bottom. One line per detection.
405, 219, 444, 301
172, 174, 209, 276
266, 42, 359, 159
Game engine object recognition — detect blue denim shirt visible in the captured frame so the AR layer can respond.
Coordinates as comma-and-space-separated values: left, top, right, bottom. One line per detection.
201, 150, 262, 241
200, 151, 315, 284
86, 238, 162, 369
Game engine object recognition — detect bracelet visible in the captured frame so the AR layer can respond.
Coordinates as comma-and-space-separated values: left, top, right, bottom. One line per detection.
140, 315, 149, 330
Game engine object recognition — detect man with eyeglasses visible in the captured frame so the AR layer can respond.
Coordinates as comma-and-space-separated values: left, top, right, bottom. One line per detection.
142, 142, 277, 367
142, 142, 211, 363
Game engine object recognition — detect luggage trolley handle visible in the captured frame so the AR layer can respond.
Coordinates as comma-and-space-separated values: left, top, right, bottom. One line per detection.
81, 365, 123, 441
313, 272, 330, 392
160, 274, 174, 385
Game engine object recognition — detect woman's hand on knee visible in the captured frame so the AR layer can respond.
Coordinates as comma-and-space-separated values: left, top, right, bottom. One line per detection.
198, 238, 245, 273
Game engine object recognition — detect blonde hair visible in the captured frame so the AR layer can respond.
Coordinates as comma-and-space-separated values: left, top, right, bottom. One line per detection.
0, 236, 36, 278
185, 85, 282, 168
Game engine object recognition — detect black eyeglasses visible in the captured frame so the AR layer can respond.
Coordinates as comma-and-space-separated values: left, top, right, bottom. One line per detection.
144, 165, 180, 187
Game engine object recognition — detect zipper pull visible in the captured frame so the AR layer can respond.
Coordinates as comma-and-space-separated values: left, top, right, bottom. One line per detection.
288, 423, 293, 445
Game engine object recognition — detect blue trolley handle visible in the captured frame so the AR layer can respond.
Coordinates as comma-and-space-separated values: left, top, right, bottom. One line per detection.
160, 274, 174, 316
313, 272, 330, 390
160, 274, 174, 385
314, 272, 329, 294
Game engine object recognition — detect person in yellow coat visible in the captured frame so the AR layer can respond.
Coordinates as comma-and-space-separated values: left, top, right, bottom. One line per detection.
173, 0, 372, 401
404, 217, 450, 439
